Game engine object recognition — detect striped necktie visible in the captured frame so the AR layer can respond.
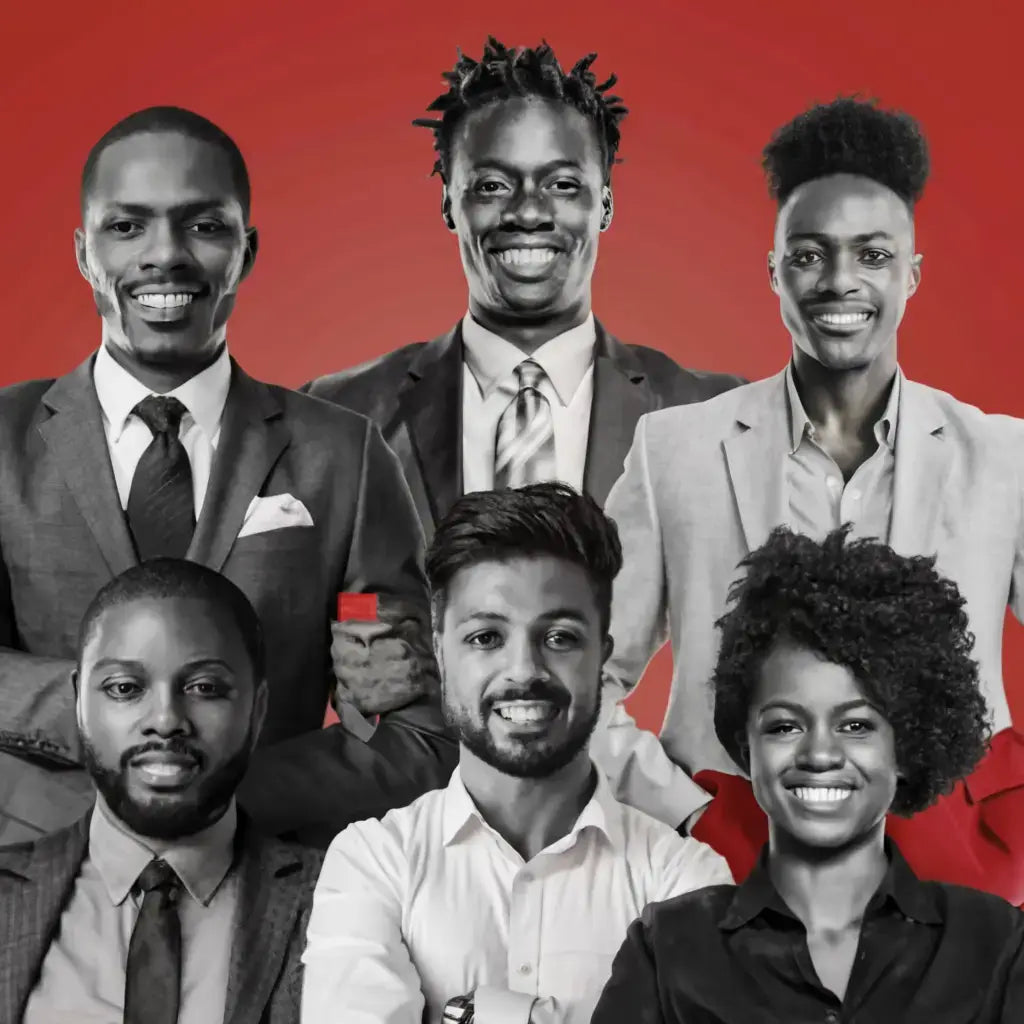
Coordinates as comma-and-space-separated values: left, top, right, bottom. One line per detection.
494, 359, 557, 489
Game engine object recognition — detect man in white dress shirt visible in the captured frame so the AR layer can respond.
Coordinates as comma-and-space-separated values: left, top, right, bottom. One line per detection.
301, 483, 732, 1024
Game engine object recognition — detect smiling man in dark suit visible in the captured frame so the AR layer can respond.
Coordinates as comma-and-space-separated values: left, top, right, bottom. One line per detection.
304, 38, 743, 543
0, 561, 322, 1024
0, 106, 456, 847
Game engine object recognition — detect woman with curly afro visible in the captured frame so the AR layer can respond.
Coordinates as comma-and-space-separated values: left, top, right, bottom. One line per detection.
592, 526, 1024, 1023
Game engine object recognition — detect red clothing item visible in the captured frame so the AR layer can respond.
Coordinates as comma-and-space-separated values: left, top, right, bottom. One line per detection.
691, 726, 1024, 907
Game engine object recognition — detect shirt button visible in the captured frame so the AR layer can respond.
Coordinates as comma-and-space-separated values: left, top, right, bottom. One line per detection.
518, 964, 532, 975
827, 477, 841, 491
848, 489, 861, 501
520, 872, 533, 883
825, 1012, 839, 1023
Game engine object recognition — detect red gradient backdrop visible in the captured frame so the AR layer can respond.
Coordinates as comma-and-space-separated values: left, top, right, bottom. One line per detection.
4, 1, 1022, 730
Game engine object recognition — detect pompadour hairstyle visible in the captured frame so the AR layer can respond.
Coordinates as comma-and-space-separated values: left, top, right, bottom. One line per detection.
712, 525, 989, 816
81, 106, 251, 220
78, 558, 265, 679
426, 482, 623, 633
412, 36, 628, 183
762, 96, 930, 207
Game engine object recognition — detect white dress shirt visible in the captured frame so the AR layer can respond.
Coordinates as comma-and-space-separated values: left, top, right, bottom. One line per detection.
301, 764, 733, 1024
91, 342, 232, 517
461, 314, 596, 494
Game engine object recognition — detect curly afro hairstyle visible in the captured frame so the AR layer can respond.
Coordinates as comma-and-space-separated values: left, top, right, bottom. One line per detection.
762, 96, 930, 208
412, 36, 628, 184
712, 525, 990, 816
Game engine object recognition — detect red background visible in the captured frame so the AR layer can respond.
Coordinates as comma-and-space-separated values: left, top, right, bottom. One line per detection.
4, 1, 1022, 730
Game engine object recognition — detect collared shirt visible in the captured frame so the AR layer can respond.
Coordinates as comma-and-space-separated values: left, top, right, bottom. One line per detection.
92, 341, 233, 517
301, 764, 733, 1024
461, 313, 596, 494
591, 841, 1024, 1024
23, 797, 240, 1024
784, 363, 901, 543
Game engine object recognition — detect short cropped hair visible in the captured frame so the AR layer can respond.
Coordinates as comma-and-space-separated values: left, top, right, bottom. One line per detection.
762, 96, 930, 207
81, 106, 251, 220
78, 559, 265, 679
712, 526, 990, 815
413, 36, 628, 183
426, 483, 623, 633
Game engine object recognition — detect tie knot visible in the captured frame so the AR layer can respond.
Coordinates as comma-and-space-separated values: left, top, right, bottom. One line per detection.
135, 858, 180, 896
133, 395, 188, 435
515, 360, 545, 390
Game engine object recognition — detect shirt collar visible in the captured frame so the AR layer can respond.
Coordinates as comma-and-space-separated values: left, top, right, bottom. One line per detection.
92, 342, 232, 443
461, 312, 596, 406
89, 795, 238, 907
784, 362, 902, 456
441, 762, 625, 854
718, 839, 942, 932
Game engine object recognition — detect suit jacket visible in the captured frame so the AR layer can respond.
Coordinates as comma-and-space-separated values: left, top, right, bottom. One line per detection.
301, 320, 744, 537
0, 809, 323, 1024
592, 368, 1024, 828
0, 354, 458, 845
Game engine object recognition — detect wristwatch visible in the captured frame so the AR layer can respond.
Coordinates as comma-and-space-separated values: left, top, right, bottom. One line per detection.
442, 994, 475, 1022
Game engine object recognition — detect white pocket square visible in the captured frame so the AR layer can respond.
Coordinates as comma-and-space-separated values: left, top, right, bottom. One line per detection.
236, 493, 314, 539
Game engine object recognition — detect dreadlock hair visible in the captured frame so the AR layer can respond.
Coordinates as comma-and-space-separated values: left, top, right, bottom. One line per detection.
712, 525, 990, 816
762, 96, 930, 208
412, 37, 628, 184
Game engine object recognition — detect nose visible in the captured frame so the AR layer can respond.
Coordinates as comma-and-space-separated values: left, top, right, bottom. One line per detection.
141, 683, 192, 739
500, 183, 555, 232
794, 723, 844, 771
139, 218, 195, 274
503, 631, 548, 684
816, 251, 861, 296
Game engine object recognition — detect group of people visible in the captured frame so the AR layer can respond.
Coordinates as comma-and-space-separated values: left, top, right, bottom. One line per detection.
0, 33, 1022, 1024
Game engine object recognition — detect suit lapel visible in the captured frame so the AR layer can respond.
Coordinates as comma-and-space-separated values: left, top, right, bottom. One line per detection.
584, 324, 657, 505
392, 326, 463, 528
888, 379, 951, 557
722, 372, 790, 553
223, 824, 309, 1024
37, 358, 137, 576
0, 813, 90, 1023
187, 362, 290, 571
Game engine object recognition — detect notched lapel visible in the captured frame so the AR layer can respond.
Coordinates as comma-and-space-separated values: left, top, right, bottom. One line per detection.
188, 363, 290, 571
38, 358, 137, 576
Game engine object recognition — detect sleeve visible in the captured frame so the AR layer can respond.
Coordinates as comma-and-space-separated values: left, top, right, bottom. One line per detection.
647, 829, 735, 904
589, 912, 668, 1024
589, 415, 712, 830
300, 819, 426, 1024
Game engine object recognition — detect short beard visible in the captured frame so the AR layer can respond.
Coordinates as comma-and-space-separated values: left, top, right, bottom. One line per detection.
83, 737, 251, 840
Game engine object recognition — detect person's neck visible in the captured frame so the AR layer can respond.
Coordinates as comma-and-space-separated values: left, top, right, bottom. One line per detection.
101, 331, 225, 394
767, 823, 888, 932
457, 747, 596, 861
467, 297, 592, 356
790, 345, 897, 444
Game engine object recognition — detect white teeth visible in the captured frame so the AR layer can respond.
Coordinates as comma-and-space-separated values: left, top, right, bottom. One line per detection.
135, 293, 196, 308
815, 311, 871, 325
792, 787, 852, 803
497, 248, 557, 266
137, 763, 189, 777
494, 701, 554, 724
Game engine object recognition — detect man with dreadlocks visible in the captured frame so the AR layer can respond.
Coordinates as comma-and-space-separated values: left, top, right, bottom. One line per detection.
594, 96, 1024, 905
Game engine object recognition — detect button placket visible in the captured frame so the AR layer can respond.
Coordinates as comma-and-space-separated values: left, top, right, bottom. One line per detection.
507, 866, 541, 993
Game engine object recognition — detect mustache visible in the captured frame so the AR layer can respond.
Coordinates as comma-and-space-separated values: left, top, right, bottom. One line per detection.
483, 680, 571, 711
120, 738, 206, 769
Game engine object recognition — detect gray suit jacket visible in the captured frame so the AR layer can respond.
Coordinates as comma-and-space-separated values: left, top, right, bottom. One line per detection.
0, 354, 458, 845
0, 810, 323, 1024
592, 369, 1024, 829
302, 320, 744, 537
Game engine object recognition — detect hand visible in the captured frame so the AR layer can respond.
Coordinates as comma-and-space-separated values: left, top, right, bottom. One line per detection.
331, 596, 439, 716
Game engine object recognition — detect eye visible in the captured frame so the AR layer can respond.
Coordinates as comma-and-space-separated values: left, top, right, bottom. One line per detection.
187, 220, 226, 234
545, 629, 581, 650
839, 718, 876, 734
184, 677, 230, 698
474, 180, 510, 195
860, 249, 892, 265
788, 250, 822, 267
466, 630, 503, 650
549, 179, 581, 193
765, 720, 801, 735
102, 679, 143, 699
106, 220, 141, 237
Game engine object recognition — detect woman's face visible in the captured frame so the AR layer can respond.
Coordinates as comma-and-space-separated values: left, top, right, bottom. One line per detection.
746, 639, 898, 851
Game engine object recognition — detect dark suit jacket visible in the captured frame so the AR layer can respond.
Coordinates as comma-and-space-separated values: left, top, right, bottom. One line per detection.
0, 354, 458, 845
0, 809, 323, 1024
302, 320, 744, 538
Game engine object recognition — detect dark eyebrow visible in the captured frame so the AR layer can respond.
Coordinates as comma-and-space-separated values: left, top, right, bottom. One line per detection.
786, 231, 896, 245
104, 200, 231, 219
455, 609, 590, 627
758, 698, 876, 716
471, 159, 584, 176
89, 657, 236, 676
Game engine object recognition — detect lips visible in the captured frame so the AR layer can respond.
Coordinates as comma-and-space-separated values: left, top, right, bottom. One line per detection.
491, 699, 561, 726
128, 749, 201, 788
127, 284, 208, 322
804, 306, 875, 334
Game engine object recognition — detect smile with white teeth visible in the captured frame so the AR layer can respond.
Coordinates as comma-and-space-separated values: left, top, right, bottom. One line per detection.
813, 311, 872, 326
137, 763, 189, 778
496, 248, 557, 266
791, 786, 853, 804
492, 700, 558, 724
134, 293, 196, 308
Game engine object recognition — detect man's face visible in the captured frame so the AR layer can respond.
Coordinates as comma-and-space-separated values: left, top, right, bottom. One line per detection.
747, 640, 898, 852
435, 555, 611, 777
75, 130, 257, 371
76, 595, 267, 839
769, 173, 921, 371
444, 97, 610, 327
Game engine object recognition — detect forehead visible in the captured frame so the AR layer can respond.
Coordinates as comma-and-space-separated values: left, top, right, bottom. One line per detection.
86, 131, 241, 211
752, 641, 868, 711
777, 173, 913, 242
450, 96, 603, 175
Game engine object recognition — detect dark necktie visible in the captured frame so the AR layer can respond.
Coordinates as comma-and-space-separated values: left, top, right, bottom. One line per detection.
124, 857, 183, 1024
127, 395, 196, 560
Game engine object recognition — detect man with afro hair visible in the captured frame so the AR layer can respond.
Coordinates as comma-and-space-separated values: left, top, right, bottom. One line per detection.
593, 96, 1024, 904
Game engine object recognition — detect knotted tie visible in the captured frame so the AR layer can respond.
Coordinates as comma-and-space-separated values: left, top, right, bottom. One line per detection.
494, 360, 557, 489
127, 395, 195, 560
124, 858, 182, 1024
